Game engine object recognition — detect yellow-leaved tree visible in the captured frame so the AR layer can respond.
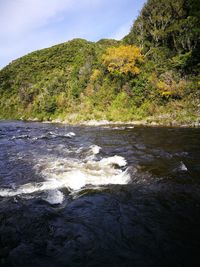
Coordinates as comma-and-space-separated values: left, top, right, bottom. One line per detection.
102, 45, 144, 76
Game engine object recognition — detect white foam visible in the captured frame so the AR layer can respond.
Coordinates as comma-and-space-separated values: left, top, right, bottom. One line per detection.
0, 180, 63, 197
53, 169, 130, 190
32, 131, 76, 140
179, 161, 188, 171
61, 170, 86, 190
43, 155, 129, 190
0, 151, 130, 199
0, 189, 15, 197
11, 135, 29, 140
64, 132, 76, 138
44, 190, 64, 204
99, 155, 127, 167
90, 145, 101, 155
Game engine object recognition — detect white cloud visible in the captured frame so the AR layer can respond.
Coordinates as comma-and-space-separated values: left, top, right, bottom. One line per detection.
0, 0, 103, 36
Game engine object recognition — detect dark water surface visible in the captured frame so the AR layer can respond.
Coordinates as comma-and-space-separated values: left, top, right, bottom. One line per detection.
0, 121, 200, 267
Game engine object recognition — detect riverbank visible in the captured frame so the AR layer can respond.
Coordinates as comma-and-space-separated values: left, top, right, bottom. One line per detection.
23, 115, 200, 128
50, 120, 200, 128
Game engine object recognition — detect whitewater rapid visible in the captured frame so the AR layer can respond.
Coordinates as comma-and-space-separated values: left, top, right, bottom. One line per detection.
0, 134, 130, 204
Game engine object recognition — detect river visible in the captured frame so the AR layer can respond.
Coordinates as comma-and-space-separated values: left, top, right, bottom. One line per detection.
0, 121, 200, 266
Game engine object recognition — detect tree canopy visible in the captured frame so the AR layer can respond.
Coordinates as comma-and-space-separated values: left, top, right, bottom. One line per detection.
124, 0, 200, 55
102, 45, 144, 76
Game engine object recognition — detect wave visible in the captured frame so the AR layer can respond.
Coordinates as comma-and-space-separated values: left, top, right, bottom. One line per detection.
90, 145, 101, 155
43, 189, 64, 204
179, 161, 188, 171
11, 134, 30, 140
11, 131, 76, 141
0, 146, 130, 203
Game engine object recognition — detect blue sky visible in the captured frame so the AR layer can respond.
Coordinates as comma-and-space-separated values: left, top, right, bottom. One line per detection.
0, 0, 146, 69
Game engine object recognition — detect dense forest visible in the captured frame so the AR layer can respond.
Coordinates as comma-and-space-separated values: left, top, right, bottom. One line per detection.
0, 0, 199, 125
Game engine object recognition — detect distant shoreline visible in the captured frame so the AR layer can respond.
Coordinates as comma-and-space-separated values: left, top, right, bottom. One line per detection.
13, 117, 199, 128
1, 114, 200, 128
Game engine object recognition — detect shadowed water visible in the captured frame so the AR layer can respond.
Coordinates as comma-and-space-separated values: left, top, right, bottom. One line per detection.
0, 121, 200, 266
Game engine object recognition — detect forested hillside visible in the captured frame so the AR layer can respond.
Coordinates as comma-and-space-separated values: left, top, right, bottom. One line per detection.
0, 0, 199, 125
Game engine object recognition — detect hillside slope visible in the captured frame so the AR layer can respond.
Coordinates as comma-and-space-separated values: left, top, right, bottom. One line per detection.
0, 0, 199, 125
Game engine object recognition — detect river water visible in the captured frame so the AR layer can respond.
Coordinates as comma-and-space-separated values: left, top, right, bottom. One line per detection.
0, 121, 199, 266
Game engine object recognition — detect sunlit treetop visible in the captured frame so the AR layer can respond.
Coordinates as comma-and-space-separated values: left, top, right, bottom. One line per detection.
102, 45, 144, 76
